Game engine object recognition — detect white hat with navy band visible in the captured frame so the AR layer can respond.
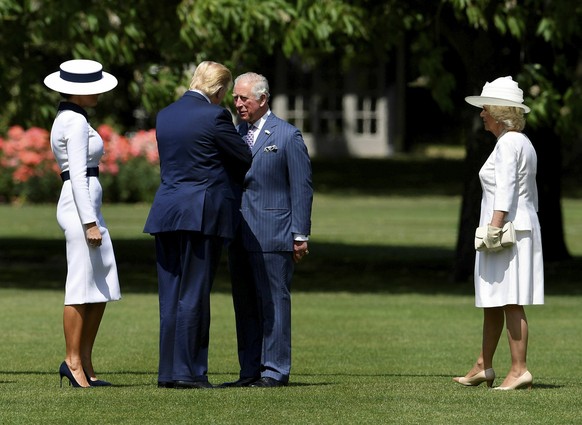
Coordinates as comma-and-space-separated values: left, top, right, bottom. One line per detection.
465, 76, 530, 113
44, 59, 118, 95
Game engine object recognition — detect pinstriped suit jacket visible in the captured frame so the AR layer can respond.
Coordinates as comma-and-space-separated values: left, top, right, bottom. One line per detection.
237, 112, 313, 252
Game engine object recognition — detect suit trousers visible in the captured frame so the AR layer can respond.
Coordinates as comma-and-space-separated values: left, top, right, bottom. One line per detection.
229, 236, 294, 383
155, 231, 222, 383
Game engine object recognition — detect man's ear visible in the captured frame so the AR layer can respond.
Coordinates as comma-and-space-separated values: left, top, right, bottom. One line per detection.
259, 94, 268, 107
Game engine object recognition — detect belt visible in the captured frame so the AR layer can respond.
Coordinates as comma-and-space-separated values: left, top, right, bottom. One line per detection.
60, 167, 99, 182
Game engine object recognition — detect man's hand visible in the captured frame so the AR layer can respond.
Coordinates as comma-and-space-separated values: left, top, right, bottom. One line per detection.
293, 241, 309, 263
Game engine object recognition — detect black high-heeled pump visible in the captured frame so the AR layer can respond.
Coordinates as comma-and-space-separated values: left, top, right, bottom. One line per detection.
89, 379, 112, 387
85, 371, 112, 387
59, 361, 89, 388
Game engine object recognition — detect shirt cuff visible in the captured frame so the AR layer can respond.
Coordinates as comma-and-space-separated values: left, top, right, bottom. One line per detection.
293, 234, 309, 241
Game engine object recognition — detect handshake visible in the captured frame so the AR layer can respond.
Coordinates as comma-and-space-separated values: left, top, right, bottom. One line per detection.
474, 222, 516, 252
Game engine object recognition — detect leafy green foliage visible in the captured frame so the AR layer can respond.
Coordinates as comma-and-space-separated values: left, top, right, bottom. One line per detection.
0, 0, 581, 143
101, 157, 160, 203
177, 0, 294, 63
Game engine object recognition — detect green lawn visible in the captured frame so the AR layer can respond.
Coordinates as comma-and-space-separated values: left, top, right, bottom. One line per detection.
1, 196, 582, 424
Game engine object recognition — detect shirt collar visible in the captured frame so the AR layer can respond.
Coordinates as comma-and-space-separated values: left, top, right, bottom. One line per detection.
250, 110, 271, 132
190, 89, 211, 103
58, 101, 88, 120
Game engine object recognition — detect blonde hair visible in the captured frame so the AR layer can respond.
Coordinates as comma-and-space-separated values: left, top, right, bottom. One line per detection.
189, 61, 232, 97
486, 105, 526, 132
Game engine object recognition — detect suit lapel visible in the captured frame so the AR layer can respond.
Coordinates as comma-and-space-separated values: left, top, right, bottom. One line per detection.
252, 114, 277, 157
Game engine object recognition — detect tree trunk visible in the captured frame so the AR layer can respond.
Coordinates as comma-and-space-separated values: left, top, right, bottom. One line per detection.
451, 128, 494, 282
529, 126, 571, 261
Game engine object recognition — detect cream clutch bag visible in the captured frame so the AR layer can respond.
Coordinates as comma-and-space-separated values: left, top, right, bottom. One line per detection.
474, 222, 516, 252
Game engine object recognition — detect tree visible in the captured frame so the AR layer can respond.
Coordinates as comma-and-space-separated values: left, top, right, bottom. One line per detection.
0, 0, 368, 131
2, 0, 582, 274
333, 0, 581, 278
0, 0, 188, 130
445, 0, 582, 279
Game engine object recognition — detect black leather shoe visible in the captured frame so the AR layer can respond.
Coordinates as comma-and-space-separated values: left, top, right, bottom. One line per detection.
218, 377, 259, 388
157, 381, 175, 388
175, 380, 214, 389
250, 377, 287, 388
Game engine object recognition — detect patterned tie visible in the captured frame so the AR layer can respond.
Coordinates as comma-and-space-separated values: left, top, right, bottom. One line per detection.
244, 125, 256, 148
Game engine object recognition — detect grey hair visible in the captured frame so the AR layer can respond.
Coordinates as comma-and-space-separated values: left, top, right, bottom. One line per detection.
234, 72, 270, 101
486, 105, 526, 132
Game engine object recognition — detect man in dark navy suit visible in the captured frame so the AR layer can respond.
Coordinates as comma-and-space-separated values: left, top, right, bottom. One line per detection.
222, 72, 313, 388
144, 61, 251, 389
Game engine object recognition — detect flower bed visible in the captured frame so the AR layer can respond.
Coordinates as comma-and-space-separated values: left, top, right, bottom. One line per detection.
0, 125, 160, 203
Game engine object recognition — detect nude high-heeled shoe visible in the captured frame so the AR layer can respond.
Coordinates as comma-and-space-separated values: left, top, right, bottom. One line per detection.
453, 368, 495, 387
493, 370, 533, 390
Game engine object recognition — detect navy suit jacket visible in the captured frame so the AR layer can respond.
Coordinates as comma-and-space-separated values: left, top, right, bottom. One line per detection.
144, 91, 252, 239
237, 112, 313, 252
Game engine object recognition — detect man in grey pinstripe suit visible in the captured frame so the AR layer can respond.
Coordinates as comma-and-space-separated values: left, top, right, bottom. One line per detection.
222, 72, 313, 388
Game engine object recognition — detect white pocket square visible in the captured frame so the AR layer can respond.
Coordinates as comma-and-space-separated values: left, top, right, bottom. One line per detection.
264, 145, 278, 152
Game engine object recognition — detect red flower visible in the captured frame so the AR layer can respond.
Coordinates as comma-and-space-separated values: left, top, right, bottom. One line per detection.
7, 126, 25, 140
2, 125, 159, 183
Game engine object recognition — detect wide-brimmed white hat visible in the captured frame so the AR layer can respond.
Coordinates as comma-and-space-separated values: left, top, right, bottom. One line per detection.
44, 59, 118, 95
465, 76, 530, 113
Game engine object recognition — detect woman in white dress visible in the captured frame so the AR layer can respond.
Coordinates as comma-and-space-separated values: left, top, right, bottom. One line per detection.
453, 76, 544, 390
44, 60, 121, 388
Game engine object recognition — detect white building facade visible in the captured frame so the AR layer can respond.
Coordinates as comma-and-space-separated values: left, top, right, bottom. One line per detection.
269, 57, 401, 158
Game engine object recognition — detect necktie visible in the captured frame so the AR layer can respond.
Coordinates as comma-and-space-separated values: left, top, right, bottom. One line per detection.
244, 125, 256, 148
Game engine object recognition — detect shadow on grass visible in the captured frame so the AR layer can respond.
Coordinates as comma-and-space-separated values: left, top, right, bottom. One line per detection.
1, 238, 581, 296
311, 157, 465, 196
